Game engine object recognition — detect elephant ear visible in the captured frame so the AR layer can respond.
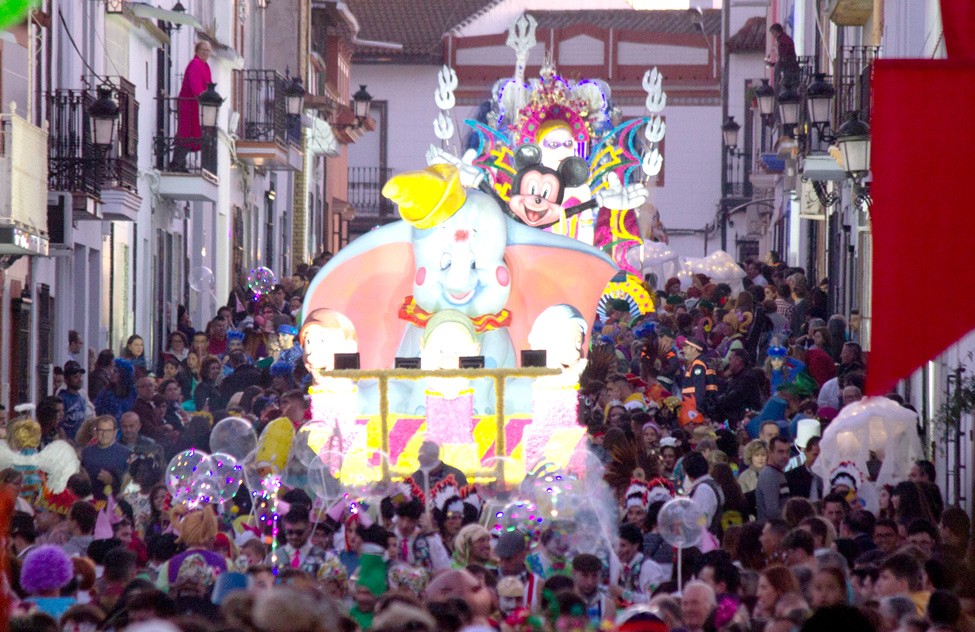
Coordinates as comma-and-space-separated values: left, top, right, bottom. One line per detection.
303, 223, 415, 369
503, 221, 617, 360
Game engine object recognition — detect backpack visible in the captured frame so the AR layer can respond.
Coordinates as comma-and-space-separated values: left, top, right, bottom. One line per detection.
690, 478, 725, 534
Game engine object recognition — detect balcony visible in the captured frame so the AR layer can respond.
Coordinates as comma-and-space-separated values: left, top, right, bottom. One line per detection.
0, 109, 50, 257
46, 79, 141, 221
834, 46, 879, 125
348, 167, 395, 239
234, 70, 303, 171
153, 95, 219, 203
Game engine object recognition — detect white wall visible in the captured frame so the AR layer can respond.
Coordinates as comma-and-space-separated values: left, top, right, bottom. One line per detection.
348, 65, 442, 175
638, 103, 722, 256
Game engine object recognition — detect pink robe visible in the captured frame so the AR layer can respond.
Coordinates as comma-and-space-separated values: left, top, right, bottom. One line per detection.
176, 56, 212, 150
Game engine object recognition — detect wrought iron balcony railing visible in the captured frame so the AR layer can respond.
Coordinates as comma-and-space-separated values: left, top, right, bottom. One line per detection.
153, 94, 218, 175
834, 45, 880, 124
348, 166, 393, 217
47, 78, 139, 195
236, 69, 302, 146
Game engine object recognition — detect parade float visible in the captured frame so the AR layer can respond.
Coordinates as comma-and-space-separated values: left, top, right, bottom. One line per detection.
289, 14, 670, 489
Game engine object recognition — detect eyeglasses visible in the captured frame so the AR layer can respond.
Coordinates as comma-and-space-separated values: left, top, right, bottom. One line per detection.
542, 139, 575, 150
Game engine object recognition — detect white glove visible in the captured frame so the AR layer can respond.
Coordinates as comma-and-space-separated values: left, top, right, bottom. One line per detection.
594, 173, 649, 210
425, 145, 484, 188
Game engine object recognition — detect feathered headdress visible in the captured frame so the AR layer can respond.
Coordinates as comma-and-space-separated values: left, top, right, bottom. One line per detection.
430, 475, 464, 522
624, 478, 650, 510
829, 461, 863, 492
450, 484, 484, 525
645, 477, 676, 505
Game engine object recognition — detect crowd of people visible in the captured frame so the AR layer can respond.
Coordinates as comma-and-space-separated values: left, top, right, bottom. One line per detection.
1, 253, 971, 632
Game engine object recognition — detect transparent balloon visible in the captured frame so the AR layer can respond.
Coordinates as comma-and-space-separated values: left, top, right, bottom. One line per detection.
242, 449, 280, 498
657, 497, 706, 549
247, 266, 277, 296
306, 449, 345, 502
209, 417, 258, 461
166, 449, 213, 499
488, 499, 544, 535
188, 266, 215, 292
211, 452, 243, 503
189, 470, 223, 506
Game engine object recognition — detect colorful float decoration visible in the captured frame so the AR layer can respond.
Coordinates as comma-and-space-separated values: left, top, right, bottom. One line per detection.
296, 14, 673, 488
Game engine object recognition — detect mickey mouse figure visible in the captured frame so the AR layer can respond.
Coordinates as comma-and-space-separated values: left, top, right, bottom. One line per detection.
505, 144, 594, 228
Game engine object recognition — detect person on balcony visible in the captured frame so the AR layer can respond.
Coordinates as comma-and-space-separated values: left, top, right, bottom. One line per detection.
767, 23, 800, 91
171, 40, 213, 171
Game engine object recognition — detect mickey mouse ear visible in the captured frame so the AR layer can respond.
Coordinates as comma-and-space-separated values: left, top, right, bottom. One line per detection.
559, 157, 590, 188
513, 143, 543, 171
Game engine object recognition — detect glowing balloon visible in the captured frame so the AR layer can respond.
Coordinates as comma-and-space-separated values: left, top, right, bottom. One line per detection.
247, 266, 277, 296
166, 449, 213, 498
210, 417, 258, 461
211, 452, 243, 502
657, 497, 705, 549
189, 470, 223, 506
188, 266, 215, 292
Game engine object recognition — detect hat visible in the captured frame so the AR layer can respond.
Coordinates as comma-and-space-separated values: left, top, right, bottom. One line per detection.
616, 604, 669, 632
659, 437, 679, 448
682, 337, 705, 351
665, 295, 684, 306
227, 330, 245, 342
20, 545, 73, 594
829, 461, 862, 492
63, 360, 86, 376
211, 571, 248, 605
277, 324, 299, 336
355, 552, 389, 596
383, 164, 466, 230
495, 529, 528, 559
768, 345, 788, 358
794, 418, 821, 450
497, 576, 525, 599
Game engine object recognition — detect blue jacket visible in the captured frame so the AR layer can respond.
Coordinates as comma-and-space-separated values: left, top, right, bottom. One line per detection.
94, 358, 136, 420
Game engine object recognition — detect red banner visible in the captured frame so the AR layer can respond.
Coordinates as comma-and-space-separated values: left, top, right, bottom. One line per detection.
867, 58, 975, 394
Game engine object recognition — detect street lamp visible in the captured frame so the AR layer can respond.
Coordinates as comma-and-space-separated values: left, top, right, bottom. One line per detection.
352, 85, 373, 121
754, 79, 776, 118
834, 111, 870, 180
285, 76, 306, 117
89, 85, 121, 147
198, 83, 224, 128
721, 116, 741, 150
805, 73, 835, 128
777, 86, 801, 133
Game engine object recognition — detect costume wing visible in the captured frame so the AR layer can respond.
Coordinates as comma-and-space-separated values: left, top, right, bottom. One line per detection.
0, 441, 28, 469
465, 119, 516, 201
587, 118, 649, 191
302, 222, 415, 369
36, 440, 80, 493
504, 220, 617, 356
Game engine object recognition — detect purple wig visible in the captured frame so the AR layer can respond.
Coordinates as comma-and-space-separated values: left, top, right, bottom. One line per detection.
20, 544, 73, 594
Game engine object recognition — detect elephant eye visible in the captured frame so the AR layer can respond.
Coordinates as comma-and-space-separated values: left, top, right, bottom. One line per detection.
470, 260, 476, 270
440, 254, 451, 270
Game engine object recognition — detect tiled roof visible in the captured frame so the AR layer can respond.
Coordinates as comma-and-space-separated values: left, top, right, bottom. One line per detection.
530, 9, 722, 35
349, 0, 501, 64
727, 16, 766, 53
351, 5, 722, 64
